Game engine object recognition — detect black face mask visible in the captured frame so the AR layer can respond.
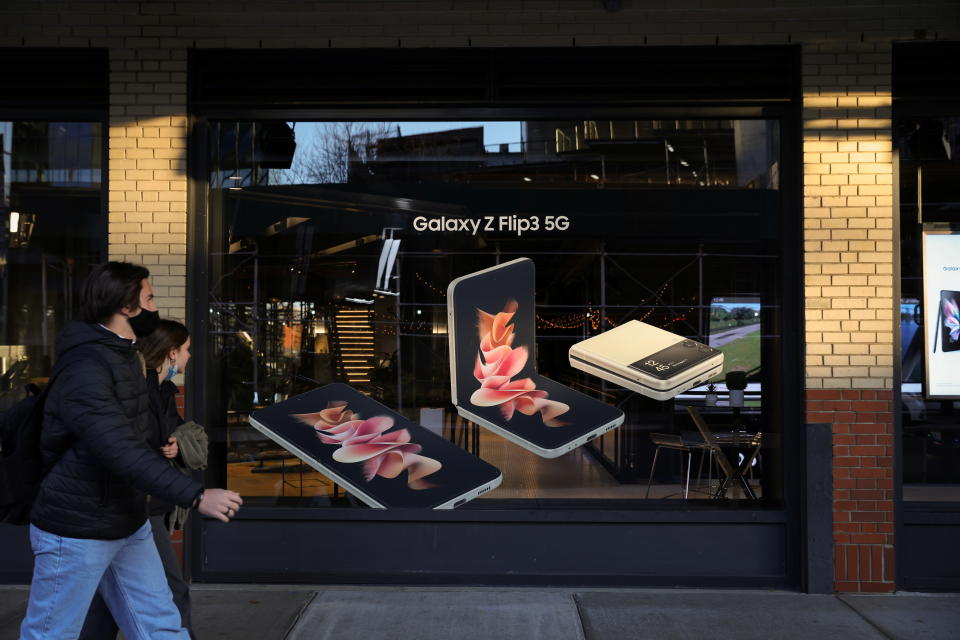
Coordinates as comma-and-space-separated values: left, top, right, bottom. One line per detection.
128, 308, 160, 338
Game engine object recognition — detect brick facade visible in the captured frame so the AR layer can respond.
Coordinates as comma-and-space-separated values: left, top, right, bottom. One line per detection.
801, 41, 897, 591
3, 0, 959, 592
802, 43, 895, 394
108, 43, 189, 323
808, 389, 895, 591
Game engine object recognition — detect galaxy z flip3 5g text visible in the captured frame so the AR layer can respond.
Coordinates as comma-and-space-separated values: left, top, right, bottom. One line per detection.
412, 215, 570, 237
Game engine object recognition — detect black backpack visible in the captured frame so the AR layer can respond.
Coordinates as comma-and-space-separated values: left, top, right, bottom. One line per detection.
0, 347, 104, 525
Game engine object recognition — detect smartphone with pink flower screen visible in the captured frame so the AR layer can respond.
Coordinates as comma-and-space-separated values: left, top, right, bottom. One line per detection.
447, 258, 624, 458
248, 383, 502, 509
938, 290, 960, 352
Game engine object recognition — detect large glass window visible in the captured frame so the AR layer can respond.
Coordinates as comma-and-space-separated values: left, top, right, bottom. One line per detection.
898, 115, 960, 501
204, 118, 787, 507
0, 121, 104, 410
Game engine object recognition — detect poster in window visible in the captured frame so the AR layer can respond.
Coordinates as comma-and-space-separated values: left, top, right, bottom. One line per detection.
922, 225, 960, 399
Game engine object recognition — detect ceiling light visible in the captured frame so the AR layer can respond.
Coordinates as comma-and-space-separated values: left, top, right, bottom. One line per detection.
523, 176, 533, 182
9, 211, 19, 233
680, 160, 689, 167
589, 174, 600, 180
665, 143, 674, 152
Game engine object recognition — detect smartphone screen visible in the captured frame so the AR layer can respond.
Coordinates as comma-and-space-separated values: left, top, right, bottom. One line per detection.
941, 290, 960, 352
448, 258, 622, 452
249, 383, 501, 508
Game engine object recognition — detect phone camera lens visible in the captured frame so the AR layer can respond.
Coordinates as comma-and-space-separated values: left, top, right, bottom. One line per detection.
682, 341, 696, 348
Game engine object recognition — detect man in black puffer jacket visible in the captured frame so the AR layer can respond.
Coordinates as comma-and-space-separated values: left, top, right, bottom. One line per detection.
20, 261, 243, 640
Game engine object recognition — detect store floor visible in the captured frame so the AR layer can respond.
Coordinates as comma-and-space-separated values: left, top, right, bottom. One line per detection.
2, 585, 957, 640
226, 424, 759, 501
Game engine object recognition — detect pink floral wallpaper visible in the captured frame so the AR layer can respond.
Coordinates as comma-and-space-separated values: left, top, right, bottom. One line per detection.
469, 299, 570, 427
293, 401, 441, 489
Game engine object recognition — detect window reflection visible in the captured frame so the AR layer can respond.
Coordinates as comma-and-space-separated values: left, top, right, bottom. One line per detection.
207, 119, 784, 507
0, 122, 104, 410
898, 116, 960, 501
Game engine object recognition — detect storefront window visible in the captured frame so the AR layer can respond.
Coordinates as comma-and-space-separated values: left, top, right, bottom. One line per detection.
204, 119, 786, 507
0, 121, 104, 410
898, 115, 960, 501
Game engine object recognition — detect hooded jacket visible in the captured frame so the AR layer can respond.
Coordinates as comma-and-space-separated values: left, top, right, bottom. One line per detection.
30, 321, 203, 539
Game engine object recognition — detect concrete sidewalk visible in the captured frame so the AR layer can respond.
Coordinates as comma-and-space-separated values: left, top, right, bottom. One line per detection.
1, 585, 958, 639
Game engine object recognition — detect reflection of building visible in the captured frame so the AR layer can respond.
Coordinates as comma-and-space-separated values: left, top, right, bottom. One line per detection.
526, 119, 750, 186
355, 120, 777, 189
354, 126, 513, 184
0, 119, 104, 398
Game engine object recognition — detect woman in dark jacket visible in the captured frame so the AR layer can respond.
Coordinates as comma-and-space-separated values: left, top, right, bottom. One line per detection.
80, 320, 202, 640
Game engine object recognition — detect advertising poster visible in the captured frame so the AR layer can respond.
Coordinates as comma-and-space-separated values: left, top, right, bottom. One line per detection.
922, 226, 960, 399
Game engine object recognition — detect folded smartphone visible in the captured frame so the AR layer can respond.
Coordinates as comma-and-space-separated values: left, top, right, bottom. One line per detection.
569, 320, 724, 401
447, 258, 624, 458
248, 383, 502, 509
936, 290, 960, 353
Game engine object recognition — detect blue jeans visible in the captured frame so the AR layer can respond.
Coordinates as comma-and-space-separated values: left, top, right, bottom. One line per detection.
19, 520, 189, 640
79, 514, 196, 640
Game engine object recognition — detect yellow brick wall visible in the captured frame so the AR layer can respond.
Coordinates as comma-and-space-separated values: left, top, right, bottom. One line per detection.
802, 42, 895, 390
108, 48, 189, 322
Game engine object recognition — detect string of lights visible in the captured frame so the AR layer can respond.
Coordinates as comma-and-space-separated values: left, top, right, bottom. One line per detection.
407, 272, 698, 332
415, 271, 447, 297
535, 308, 614, 330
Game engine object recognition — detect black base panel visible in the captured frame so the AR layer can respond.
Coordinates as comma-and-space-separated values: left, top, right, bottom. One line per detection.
901, 507, 960, 591
193, 516, 788, 587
